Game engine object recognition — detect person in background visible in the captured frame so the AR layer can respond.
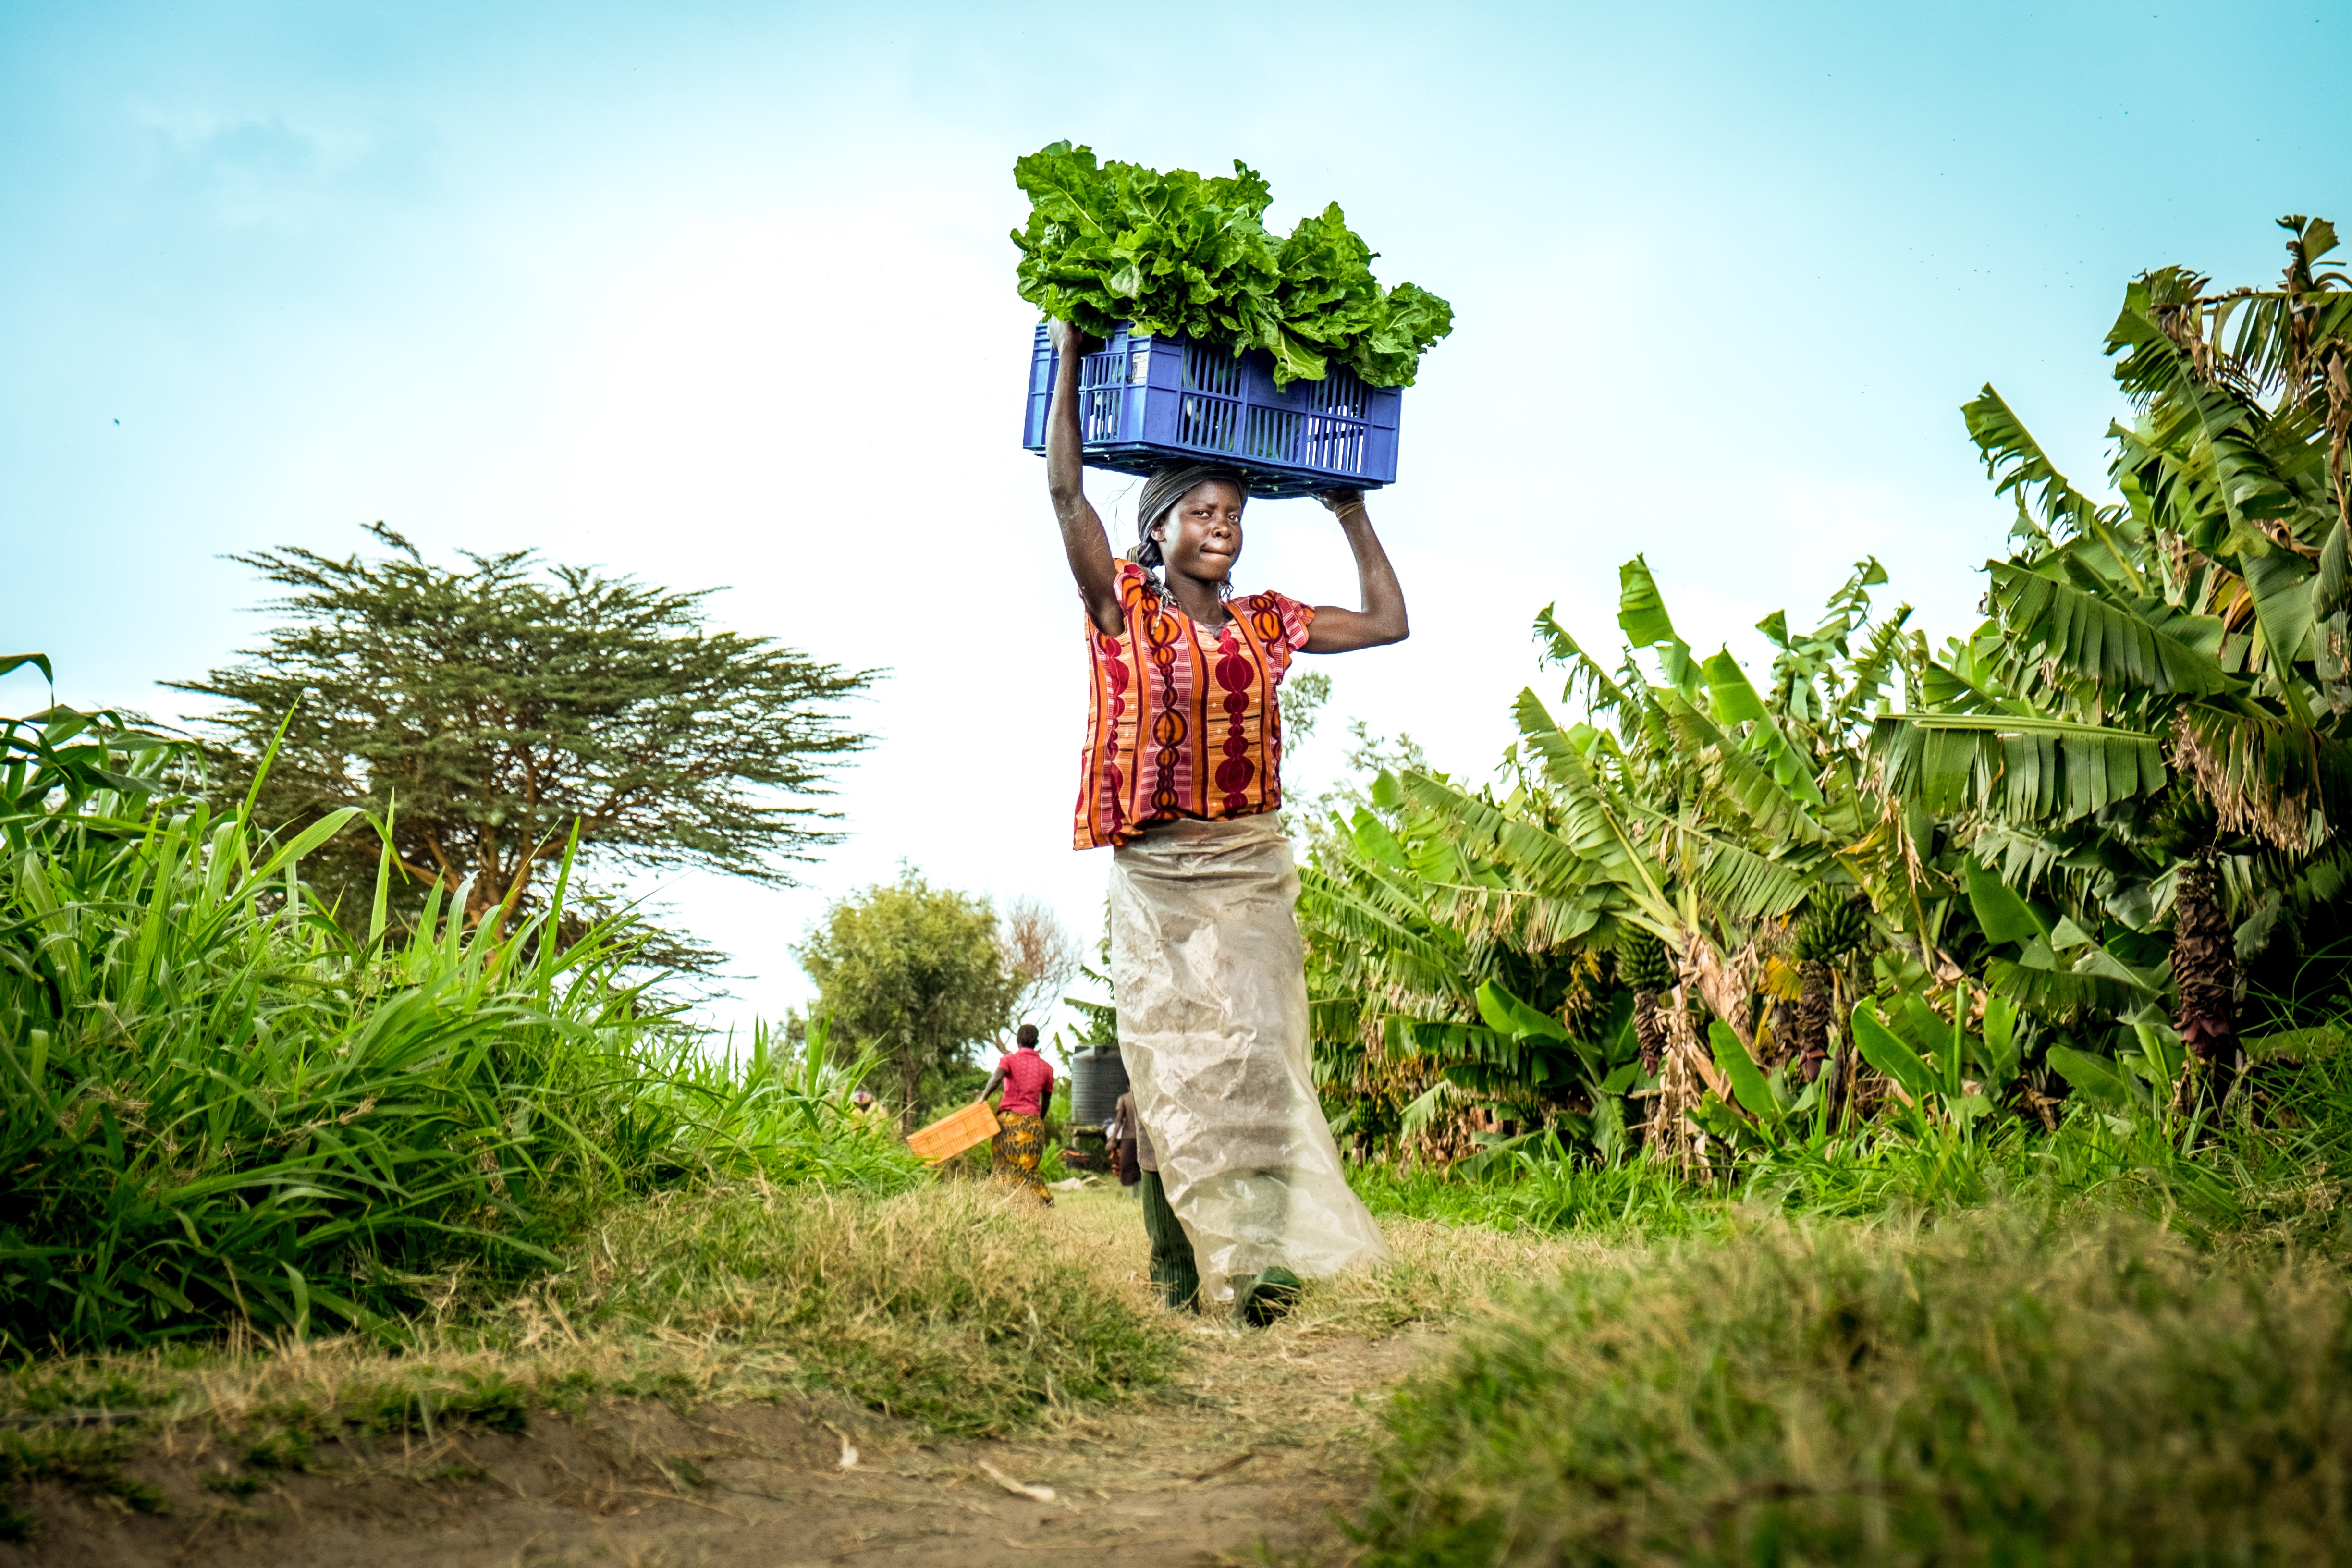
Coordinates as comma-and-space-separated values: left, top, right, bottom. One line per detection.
978, 1024, 1055, 1204
1109, 1089, 1195, 1311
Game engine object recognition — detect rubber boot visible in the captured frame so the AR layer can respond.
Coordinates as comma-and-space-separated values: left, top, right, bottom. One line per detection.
1233, 1266, 1301, 1328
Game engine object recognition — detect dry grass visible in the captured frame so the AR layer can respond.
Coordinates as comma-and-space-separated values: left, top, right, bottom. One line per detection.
1025, 1179, 1613, 1337
1291, 1213, 1622, 1335
3, 1180, 1586, 1451
1, 1180, 1179, 1471
0, 1176, 1602, 1556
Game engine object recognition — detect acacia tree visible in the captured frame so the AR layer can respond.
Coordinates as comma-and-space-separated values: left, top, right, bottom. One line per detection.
797, 870, 1022, 1127
173, 524, 876, 955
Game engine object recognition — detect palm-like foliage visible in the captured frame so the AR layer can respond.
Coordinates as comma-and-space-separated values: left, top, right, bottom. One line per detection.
1874, 216, 2352, 1103
1300, 556, 1918, 1159
1304, 215, 2352, 1164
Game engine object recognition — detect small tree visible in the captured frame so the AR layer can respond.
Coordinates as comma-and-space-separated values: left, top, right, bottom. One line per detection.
171, 525, 876, 956
797, 870, 1021, 1128
998, 894, 1081, 1034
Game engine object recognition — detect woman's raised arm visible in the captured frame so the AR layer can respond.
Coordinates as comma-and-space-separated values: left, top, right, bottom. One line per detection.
1302, 489, 1409, 652
1045, 320, 1126, 635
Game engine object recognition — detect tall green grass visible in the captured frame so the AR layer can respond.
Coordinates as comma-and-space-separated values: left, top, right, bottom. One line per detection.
0, 707, 919, 1352
1356, 1210, 2352, 1566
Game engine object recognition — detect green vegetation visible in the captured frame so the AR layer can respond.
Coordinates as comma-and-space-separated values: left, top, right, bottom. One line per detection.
1346, 1029, 2352, 1241
797, 867, 1026, 1128
174, 524, 876, 962
0, 698, 917, 1353
1012, 140, 1454, 386
1312, 216, 2352, 1566
1358, 1209, 2352, 1567
1302, 215, 2352, 1181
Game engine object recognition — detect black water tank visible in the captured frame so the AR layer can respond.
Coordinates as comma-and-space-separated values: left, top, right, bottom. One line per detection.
1068, 1046, 1129, 1127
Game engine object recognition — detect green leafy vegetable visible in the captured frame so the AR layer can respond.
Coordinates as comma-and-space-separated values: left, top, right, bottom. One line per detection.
1011, 140, 1453, 387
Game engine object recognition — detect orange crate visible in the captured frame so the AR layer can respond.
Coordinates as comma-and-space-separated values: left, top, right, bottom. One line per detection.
908, 1101, 1000, 1163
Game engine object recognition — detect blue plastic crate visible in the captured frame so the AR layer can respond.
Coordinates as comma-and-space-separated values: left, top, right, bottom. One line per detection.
1020, 323, 1401, 499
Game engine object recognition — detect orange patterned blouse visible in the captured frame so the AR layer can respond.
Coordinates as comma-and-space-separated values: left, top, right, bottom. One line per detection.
1074, 562, 1317, 850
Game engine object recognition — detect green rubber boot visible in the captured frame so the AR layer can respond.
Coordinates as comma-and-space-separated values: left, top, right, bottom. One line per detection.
1235, 1266, 1302, 1328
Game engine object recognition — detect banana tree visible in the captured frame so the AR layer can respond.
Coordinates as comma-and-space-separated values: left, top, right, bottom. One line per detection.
1299, 751, 1640, 1155
1873, 215, 2352, 1111
1304, 555, 1922, 1163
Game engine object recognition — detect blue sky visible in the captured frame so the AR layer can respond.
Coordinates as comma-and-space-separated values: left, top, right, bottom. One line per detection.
3, 0, 2347, 1028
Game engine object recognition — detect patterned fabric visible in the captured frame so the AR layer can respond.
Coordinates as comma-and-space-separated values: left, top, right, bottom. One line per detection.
992, 1111, 1052, 1204
995, 1049, 1054, 1117
1074, 562, 1316, 850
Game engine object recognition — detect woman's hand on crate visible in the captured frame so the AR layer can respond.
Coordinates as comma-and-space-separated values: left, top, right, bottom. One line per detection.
1047, 318, 1096, 361
1316, 487, 1368, 518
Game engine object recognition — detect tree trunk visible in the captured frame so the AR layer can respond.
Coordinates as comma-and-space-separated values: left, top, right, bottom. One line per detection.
1629, 990, 1668, 1153
900, 1046, 922, 1135
1681, 935, 1757, 1052
1652, 990, 1710, 1172
1795, 959, 1833, 1083
1633, 991, 1667, 1073
2172, 847, 2242, 1112
468, 855, 531, 936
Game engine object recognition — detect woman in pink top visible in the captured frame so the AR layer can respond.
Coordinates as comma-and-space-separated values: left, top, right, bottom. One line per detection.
978, 1025, 1055, 1204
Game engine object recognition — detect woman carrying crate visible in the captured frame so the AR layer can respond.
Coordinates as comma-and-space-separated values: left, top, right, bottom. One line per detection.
976, 1023, 1055, 1203
1044, 320, 1403, 1322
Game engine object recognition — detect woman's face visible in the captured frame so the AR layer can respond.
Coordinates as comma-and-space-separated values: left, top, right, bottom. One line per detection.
1152, 480, 1246, 585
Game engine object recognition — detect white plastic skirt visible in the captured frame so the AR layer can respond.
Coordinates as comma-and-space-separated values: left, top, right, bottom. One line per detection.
1108, 814, 1393, 1303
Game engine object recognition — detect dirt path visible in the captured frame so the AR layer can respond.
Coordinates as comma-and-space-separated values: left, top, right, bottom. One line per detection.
6, 1188, 1526, 1568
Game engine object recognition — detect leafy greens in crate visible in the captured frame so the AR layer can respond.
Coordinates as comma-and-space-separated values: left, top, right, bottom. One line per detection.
1012, 140, 1453, 389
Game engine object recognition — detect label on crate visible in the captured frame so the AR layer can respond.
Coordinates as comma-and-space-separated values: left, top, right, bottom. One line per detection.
1129, 349, 1151, 385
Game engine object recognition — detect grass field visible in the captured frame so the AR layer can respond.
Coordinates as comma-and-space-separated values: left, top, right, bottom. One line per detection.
13, 718, 2352, 1562
1355, 1207, 2352, 1566
7, 1116, 2352, 1564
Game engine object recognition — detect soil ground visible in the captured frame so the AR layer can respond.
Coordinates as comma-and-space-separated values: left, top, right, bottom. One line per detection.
5, 1185, 1578, 1568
